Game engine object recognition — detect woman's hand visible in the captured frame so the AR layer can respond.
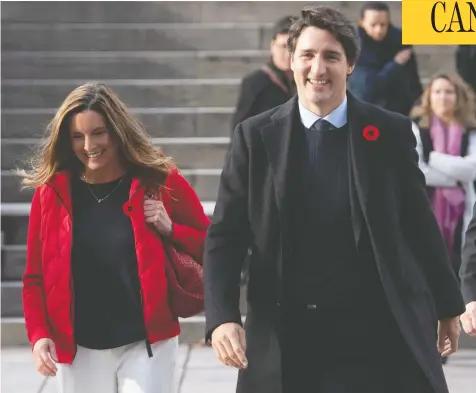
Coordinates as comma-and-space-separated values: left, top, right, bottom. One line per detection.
144, 196, 173, 236
32, 338, 57, 376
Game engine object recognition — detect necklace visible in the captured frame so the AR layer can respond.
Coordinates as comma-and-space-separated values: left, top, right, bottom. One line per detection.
82, 175, 124, 204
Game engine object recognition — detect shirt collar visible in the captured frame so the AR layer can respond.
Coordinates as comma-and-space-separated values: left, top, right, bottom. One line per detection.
298, 95, 348, 129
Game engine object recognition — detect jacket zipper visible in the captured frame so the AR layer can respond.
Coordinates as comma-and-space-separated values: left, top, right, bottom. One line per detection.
47, 182, 152, 359
45, 184, 77, 361
129, 187, 153, 358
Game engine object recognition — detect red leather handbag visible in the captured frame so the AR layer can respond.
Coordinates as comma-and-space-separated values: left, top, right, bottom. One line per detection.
161, 239, 204, 318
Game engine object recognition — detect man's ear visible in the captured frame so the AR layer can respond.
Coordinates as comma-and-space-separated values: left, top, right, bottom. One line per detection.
347, 63, 355, 76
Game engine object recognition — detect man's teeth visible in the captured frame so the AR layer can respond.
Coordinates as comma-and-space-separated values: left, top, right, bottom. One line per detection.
86, 151, 103, 158
309, 79, 328, 85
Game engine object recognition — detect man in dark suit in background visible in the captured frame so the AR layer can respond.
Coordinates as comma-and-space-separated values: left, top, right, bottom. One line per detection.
456, 45, 476, 94
231, 15, 296, 131
204, 5, 464, 393
348, 1, 422, 116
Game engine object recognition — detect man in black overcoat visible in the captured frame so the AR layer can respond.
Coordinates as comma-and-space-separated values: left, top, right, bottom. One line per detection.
204, 5, 465, 393
460, 203, 476, 337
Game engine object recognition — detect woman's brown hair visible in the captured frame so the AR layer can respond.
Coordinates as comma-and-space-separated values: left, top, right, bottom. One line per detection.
410, 72, 476, 129
18, 82, 173, 190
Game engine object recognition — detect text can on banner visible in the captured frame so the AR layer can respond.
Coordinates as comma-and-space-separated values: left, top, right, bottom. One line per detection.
402, 0, 476, 44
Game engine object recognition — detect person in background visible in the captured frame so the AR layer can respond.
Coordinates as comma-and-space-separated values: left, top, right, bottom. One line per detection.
411, 73, 476, 363
460, 201, 476, 339
456, 45, 476, 95
348, 1, 422, 115
19, 82, 210, 393
231, 15, 296, 131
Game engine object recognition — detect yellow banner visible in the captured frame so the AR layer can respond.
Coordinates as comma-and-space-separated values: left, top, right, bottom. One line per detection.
402, 0, 476, 44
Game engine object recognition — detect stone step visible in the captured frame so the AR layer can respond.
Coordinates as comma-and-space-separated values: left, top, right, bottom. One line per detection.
1, 169, 222, 203
1, 215, 29, 245
0, 281, 247, 318
1, 79, 241, 109
1, 49, 454, 80
1, 199, 217, 246
3, 316, 476, 349
1, 317, 212, 346
1, 285, 248, 346
1, 1, 400, 24
2, 282, 23, 317
1, 50, 269, 80
1, 137, 230, 170
1, 23, 274, 51
1, 108, 234, 139
2, 245, 26, 281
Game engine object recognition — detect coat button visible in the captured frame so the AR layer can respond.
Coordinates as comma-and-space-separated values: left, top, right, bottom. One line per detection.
122, 202, 133, 215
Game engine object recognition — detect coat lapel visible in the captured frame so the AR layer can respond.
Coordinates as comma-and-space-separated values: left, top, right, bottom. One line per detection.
260, 96, 302, 291
259, 96, 298, 219
347, 94, 374, 247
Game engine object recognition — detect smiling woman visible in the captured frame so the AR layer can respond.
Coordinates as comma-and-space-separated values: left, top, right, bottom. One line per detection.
16, 82, 210, 393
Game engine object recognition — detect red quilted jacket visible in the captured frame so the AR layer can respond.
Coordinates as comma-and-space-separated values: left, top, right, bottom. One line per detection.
22, 169, 210, 364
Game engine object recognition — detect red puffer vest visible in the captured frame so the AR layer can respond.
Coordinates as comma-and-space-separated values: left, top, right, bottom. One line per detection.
22, 169, 210, 364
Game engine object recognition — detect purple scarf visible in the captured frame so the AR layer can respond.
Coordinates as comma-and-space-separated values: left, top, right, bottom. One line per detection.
430, 115, 466, 254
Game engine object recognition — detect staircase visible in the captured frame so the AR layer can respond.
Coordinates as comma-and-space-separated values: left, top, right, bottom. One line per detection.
3, 1, 469, 348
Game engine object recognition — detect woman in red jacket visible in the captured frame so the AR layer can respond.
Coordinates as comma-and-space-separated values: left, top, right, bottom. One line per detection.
18, 82, 210, 393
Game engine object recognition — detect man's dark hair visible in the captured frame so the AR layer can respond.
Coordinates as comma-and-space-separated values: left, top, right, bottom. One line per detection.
287, 6, 360, 65
360, 2, 390, 18
271, 15, 296, 40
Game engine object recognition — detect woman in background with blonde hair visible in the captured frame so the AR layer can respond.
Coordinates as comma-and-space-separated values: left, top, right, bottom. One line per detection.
411, 74, 476, 365
19, 82, 210, 393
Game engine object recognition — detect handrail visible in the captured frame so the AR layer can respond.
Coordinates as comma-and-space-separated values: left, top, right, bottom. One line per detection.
1, 201, 217, 216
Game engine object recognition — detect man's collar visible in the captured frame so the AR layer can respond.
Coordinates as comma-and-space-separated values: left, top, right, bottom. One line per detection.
298, 95, 348, 129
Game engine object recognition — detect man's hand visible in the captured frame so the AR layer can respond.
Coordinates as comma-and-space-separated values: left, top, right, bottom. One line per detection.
437, 317, 461, 356
211, 322, 248, 369
460, 301, 476, 336
394, 48, 412, 65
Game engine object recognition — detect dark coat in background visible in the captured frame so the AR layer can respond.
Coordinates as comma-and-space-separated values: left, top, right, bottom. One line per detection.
231, 61, 295, 132
461, 202, 476, 305
348, 25, 422, 116
456, 45, 476, 94
204, 93, 465, 393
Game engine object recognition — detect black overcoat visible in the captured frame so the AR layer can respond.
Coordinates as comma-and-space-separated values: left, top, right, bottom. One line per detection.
204, 94, 465, 393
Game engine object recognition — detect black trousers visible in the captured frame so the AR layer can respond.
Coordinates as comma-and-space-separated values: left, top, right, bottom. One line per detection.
277, 297, 434, 393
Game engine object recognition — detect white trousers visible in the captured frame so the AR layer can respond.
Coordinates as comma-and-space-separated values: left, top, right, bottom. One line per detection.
56, 337, 178, 393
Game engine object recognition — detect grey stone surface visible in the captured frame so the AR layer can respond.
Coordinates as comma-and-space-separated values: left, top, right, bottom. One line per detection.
2, 245, 27, 281
1, 50, 455, 80
2, 83, 240, 109
2, 346, 473, 393
1, 2, 400, 24
1, 24, 265, 51
1, 283, 22, 317
1, 170, 221, 203
1, 111, 233, 139
1, 215, 29, 245
1, 51, 268, 80
1, 140, 230, 170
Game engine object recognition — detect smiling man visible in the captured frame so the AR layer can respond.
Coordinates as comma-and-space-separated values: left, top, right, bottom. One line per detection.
204, 5, 465, 393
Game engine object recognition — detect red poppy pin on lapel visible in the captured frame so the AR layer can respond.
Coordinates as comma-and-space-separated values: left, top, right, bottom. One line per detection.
363, 125, 380, 141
